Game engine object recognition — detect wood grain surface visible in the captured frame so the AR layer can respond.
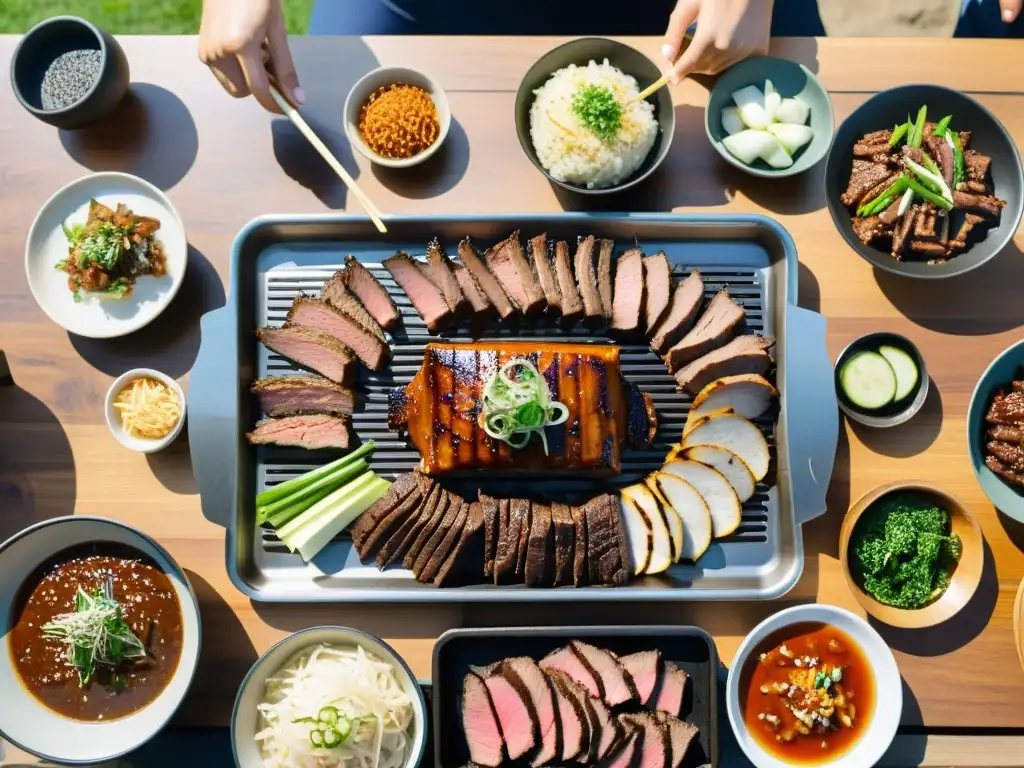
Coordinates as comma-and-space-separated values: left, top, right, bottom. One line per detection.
1, 35, 1023, 737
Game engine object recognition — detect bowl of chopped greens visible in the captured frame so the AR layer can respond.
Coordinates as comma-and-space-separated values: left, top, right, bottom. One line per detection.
840, 482, 984, 628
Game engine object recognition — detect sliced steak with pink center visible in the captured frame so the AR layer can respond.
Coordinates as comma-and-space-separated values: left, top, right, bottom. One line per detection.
664, 288, 745, 373
597, 238, 615, 319
320, 278, 387, 341
287, 296, 390, 370
601, 723, 641, 768
652, 662, 688, 716
251, 376, 356, 417
529, 233, 561, 311
462, 671, 505, 768
621, 649, 662, 706
555, 240, 584, 319
655, 713, 699, 768
458, 238, 515, 319
256, 325, 355, 385
425, 239, 469, 313
383, 252, 452, 332
502, 656, 560, 767
486, 232, 544, 313
643, 252, 672, 333
650, 270, 704, 355
539, 646, 601, 700
548, 672, 585, 761
245, 414, 350, 449
545, 669, 596, 763
477, 665, 537, 760
453, 263, 492, 315
339, 255, 400, 331
569, 640, 637, 707
574, 235, 603, 320
621, 713, 670, 768
673, 334, 775, 394
611, 247, 645, 333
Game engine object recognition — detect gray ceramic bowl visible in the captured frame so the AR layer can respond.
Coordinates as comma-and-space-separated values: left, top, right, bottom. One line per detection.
834, 332, 929, 428
10, 15, 130, 130
514, 37, 675, 195
0, 516, 201, 764
968, 338, 1024, 523
706, 56, 834, 178
232, 626, 427, 768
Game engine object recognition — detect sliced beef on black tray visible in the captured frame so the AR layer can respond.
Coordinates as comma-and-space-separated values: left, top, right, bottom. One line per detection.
664, 288, 745, 373
652, 662, 688, 717
377, 482, 442, 567
554, 240, 584, 319
425, 238, 469, 313
574, 235, 604, 320
650, 270, 704, 355
434, 501, 485, 587
338, 254, 400, 331
350, 472, 421, 553
602, 722, 641, 768
597, 238, 616, 319
463, 670, 505, 768
480, 492, 501, 578
417, 500, 468, 583
525, 503, 554, 588
621, 712, 671, 768
570, 639, 637, 707
460, 238, 516, 319
251, 376, 357, 418
502, 656, 560, 767
656, 712, 699, 768
611, 247, 645, 333
621, 649, 662, 707
256, 325, 355, 385
643, 252, 672, 334
383, 251, 453, 332
547, 670, 586, 762
674, 333, 775, 395
550, 503, 576, 587
540, 646, 602, 701
529, 233, 562, 312
474, 664, 537, 761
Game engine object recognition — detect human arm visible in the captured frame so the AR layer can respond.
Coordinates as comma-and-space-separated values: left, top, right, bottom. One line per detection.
662, 0, 774, 83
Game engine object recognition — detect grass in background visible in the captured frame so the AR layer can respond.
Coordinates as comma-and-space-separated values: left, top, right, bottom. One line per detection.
0, 0, 314, 34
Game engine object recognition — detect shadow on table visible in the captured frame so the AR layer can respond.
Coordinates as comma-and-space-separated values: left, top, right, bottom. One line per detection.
874, 242, 1024, 335
846, 378, 944, 457
802, 418, 850, 568
59, 83, 198, 191
372, 116, 470, 199
998, 509, 1024, 553
729, 159, 827, 216
869, 538, 999, 656
0, 379, 76, 540
146, 431, 196, 496
69, 244, 225, 380
252, 600, 461, 641
798, 260, 822, 312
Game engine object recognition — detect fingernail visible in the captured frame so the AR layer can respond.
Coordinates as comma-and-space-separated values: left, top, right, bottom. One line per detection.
292, 87, 306, 105
661, 44, 677, 62
1003, 8, 1016, 21
669, 72, 681, 86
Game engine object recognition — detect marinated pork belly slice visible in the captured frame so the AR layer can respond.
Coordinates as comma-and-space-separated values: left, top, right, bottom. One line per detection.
601, 724, 641, 768
545, 669, 597, 763
383, 252, 452, 332
664, 289, 745, 373
540, 646, 601, 700
989, 424, 1024, 442
434, 500, 485, 587
405, 490, 461, 569
551, 503, 576, 587
621, 713, 670, 768
840, 160, 894, 207
548, 669, 586, 762
597, 238, 615, 319
953, 190, 1006, 218
340, 255, 400, 331
256, 325, 355, 385
611, 247, 645, 333
529, 233, 562, 311
964, 149, 992, 184
852, 214, 888, 246
620, 650, 662, 706
287, 296, 390, 371
502, 657, 560, 767
655, 712, 698, 768
480, 492, 501, 578
246, 414, 351, 449
462, 672, 505, 768
425, 238, 468, 313
986, 454, 1024, 486
574, 236, 604, 320
986, 440, 1024, 471
673, 334, 775, 394
650, 271, 704, 355
251, 376, 357, 418
377, 482, 442, 567
571, 504, 589, 587
320, 271, 388, 342
413, 494, 466, 579
643, 252, 672, 333
652, 662, 688, 716
477, 665, 537, 760
486, 231, 545, 313
555, 240, 584, 319
459, 238, 515, 319
350, 472, 422, 553
452, 263, 492, 315
525, 503, 554, 587
570, 639, 637, 707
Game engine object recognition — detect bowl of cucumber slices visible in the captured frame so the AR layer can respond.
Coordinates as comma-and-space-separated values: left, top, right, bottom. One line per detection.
835, 332, 928, 428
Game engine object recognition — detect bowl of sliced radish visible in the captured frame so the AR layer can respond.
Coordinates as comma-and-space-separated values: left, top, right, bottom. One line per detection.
705, 56, 834, 178
834, 332, 928, 428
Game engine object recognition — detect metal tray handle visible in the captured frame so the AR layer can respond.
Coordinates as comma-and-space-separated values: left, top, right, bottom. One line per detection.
783, 305, 838, 525
187, 305, 237, 528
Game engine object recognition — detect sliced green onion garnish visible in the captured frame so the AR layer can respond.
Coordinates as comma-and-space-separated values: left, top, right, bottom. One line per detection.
480, 358, 569, 454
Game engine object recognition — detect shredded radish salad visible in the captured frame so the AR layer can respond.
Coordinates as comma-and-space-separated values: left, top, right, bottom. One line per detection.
256, 643, 415, 768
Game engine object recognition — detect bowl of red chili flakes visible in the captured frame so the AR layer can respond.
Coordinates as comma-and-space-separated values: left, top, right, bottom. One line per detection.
344, 66, 451, 169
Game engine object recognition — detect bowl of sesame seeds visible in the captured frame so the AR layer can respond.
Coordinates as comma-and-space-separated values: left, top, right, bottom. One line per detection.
10, 15, 130, 130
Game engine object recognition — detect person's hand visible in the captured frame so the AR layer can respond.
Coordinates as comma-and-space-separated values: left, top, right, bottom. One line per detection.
1000, 0, 1022, 23
198, 0, 303, 113
662, 0, 774, 84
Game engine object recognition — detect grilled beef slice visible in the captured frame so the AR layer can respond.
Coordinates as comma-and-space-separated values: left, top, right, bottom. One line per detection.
602, 724, 641, 768
643, 252, 672, 333
989, 424, 1024, 443
434, 500, 485, 587
479, 665, 537, 760
674, 333, 775, 394
418, 501, 469, 582
574, 236, 604, 320
406, 490, 461, 569
570, 639, 637, 707
964, 149, 992, 184
840, 160, 894, 207
664, 288, 745, 373
571, 504, 589, 587
652, 662, 688, 716
529, 233, 562, 311
548, 669, 586, 762
424, 238, 468, 313
540, 647, 602, 700
597, 238, 616, 319
354, 484, 425, 561
340, 255, 400, 331
413, 495, 466, 579
551, 502, 576, 587
545, 669, 597, 762
383, 252, 453, 332
452, 262, 492, 315
287, 296, 390, 371
378, 482, 442, 567
320, 271, 388, 342
952, 190, 1006, 218
891, 206, 917, 258
621, 713, 670, 768
502, 657, 560, 767
246, 414, 350, 449
459, 238, 515, 319
987, 440, 1024, 471
986, 389, 1024, 424
852, 214, 888, 246
251, 376, 356, 417
524, 503, 554, 587
494, 498, 528, 584
350, 472, 421, 552
480, 492, 501, 578
515, 498, 533, 578
555, 240, 585, 319
656, 712, 699, 768
650, 270, 704, 354
986, 455, 1024, 486
621, 650, 662, 706
256, 325, 355, 385
545, 665, 620, 761
611, 247, 645, 333
462, 672, 505, 767
486, 232, 545, 313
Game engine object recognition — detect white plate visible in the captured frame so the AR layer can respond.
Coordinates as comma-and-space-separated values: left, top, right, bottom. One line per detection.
25, 172, 187, 339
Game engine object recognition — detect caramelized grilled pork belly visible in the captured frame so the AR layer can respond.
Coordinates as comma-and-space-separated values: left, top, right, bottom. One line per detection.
459, 238, 516, 319
388, 342, 657, 475
574, 236, 604, 320
425, 238, 469, 313
486, 231, 545, 313
339, 255, 401, 331
383, 252, 453, 332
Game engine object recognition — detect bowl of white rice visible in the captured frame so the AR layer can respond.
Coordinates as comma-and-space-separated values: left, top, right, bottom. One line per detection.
516, 38, 675, 194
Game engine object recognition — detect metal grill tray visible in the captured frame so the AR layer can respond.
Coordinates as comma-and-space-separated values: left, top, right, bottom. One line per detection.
189, 213, 838, 602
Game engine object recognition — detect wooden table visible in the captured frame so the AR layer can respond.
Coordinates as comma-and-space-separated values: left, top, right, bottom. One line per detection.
1, 34, 1023, 764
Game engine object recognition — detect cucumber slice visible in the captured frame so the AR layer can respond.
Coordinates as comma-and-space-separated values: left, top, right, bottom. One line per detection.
879, 345, 919, 401
840, 352, 897, 410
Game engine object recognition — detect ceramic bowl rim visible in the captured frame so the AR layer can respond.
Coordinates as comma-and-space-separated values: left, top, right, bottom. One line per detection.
0, 514, 202, 764
104, 367, 187, 453
833, 331, 929, 428
343, 66, 452, 168
230, 625, 428, 768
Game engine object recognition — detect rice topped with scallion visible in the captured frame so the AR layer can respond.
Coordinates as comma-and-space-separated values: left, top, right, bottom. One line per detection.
529, 59, 658, 189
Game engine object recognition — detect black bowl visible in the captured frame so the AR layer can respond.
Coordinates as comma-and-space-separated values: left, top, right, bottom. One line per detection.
514, 37, 675, 195
10, 15, 130, 130
824, 84, 1023, 279
833, 331, 929, 428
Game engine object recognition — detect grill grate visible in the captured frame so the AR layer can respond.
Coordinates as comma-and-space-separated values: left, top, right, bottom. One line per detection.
256, 256, 773, 555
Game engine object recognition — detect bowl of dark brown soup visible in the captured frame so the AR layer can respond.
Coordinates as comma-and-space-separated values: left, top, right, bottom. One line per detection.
0, 516, 201, 763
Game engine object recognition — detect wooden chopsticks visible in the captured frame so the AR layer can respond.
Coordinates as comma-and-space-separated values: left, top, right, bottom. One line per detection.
632, 73, 671, 104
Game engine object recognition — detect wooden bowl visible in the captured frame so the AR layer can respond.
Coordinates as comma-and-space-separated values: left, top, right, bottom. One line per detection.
839, 481, 984, 629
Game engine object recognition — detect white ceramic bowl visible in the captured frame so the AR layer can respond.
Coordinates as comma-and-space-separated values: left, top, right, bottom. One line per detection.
232, 626, 427, 768
343, 66, 451, 168
726, 604, 902, 768
25, 171, 188, 338
0, 516, 202, 764
105, 367, 186, 453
